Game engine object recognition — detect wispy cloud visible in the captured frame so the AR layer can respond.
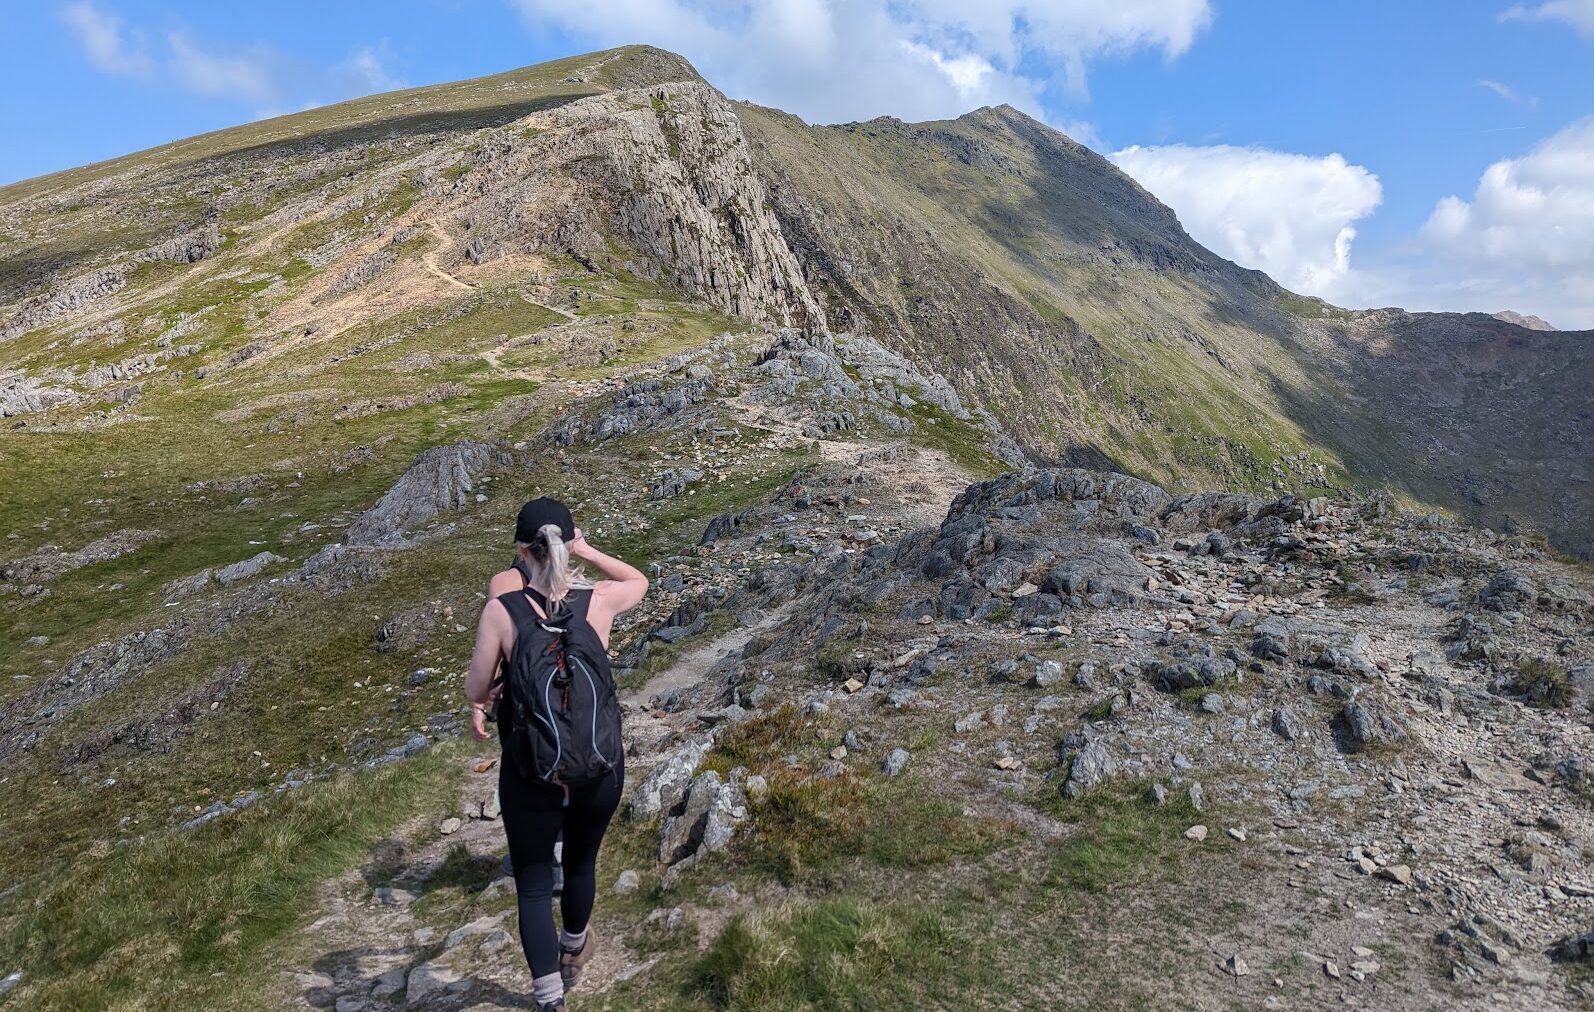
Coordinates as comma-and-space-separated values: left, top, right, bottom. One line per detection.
1499, 0, 1594, 37
62, 4, 406, 116
1476, 77, 1538, 108
1476, 78, 1518, 101
61, 1, 152, 76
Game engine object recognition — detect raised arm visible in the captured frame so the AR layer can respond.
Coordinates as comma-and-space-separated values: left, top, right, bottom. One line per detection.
570, 529, 648, 642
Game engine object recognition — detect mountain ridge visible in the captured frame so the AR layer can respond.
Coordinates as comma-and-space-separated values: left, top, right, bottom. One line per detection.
0, 44, 1591, 1010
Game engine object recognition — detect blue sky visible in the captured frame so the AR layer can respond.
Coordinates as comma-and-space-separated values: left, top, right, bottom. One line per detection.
4, 1, 1593, 326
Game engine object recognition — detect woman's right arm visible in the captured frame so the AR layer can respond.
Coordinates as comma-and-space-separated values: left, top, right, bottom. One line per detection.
465, 600, 509, 740
571, 529, 649, 614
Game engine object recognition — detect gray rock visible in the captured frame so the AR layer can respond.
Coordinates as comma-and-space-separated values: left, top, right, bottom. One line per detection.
614, 869, 641, 894
215, 551, 285, 586
344, 441, 493, 546
1032, 660, 1064, 687
1271, 708, 1304, 741
405, 963, 459, 1005
627, 739, 709, 821
882, 748, 910, 777
1064, 740, 1113, 798
658, 770, 743, 865
1341, 697, 1407, 745
1074, 660, 1097, 689
444, 914, 504, 949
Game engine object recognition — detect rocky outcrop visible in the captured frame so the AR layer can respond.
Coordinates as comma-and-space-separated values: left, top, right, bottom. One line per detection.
343, 441, 494, 547
2, 267, 126, 341
1, 529, 159, 584
449, 82, 822, 329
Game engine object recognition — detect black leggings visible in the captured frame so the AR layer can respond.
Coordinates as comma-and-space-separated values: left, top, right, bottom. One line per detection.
498, 758, 623, 979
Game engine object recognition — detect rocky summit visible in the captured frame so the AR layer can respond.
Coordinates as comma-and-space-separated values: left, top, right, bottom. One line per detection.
0, 44, 1589, 1011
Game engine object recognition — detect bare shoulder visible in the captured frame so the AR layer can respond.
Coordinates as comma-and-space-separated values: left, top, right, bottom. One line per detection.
486, 568, 521, 598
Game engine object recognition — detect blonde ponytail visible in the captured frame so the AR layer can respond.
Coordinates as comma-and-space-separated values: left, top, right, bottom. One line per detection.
520, 523, 589, 608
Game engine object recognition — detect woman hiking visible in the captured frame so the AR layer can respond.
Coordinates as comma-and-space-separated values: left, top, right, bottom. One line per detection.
466, 497, 648, 1011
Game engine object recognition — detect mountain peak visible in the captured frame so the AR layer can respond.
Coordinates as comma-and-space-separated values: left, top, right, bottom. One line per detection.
1492, 309, 1556, 331
573, 44, 706, 90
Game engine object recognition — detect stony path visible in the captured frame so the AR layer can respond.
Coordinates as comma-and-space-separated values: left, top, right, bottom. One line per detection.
287, 595, 829, 1009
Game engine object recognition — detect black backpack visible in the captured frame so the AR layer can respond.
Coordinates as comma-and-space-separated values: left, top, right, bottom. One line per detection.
497, 587, 622, 792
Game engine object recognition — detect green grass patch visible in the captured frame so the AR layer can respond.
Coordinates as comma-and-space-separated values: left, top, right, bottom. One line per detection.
685, 897, 982, 1010
0, 748, 461, 1010
737, 770, 1010, 885
1516, 658, 1572, 709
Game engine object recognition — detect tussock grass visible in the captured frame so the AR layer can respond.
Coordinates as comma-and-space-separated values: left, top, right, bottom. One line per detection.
688, 898, 981, 1010
0, 750, 459, 1010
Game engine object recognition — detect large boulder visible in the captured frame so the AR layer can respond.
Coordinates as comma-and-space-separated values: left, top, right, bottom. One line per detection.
626, 739, 709, 822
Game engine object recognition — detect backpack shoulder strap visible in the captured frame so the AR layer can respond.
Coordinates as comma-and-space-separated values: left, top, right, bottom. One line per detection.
497, 591, 537, 629
511, 556, 534, 588
563, 588, 594, 620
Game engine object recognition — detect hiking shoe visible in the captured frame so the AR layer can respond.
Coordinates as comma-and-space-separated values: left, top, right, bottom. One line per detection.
536, 1000, 565, 1012
559, 928, 596, 988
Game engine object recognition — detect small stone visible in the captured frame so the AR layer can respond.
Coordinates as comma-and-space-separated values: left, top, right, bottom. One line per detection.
373, 886, 416, 907
405, 963, 460, 1005
830, 746, 848, 760
1032, 660, 1063, 687
1350, 959, 1381, 975
1188, 782, 1205, 812
1378, 864, 1413, 886
1356, 856, 1377, 875
994, 756, 1022, 770
882, 748, 910, 777
842, 677, 864, 693
1323, 961, 1341, 979
614, 869, 641, 894
1227, 827, 1247, 842
1225, 954, 1250, 977
1150, 782, 1169, 805
1186, 824, 1208, 841
439, 817, 462, 836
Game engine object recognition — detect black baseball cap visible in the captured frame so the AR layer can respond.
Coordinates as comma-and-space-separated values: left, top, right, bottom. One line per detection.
515, 497, 575, 544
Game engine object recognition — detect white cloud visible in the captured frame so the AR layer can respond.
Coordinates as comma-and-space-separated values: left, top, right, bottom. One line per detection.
166, 31, 282, 106
1403, 116, 1594, 327
63, 5, 407, 116
508, 0, 1212, 127
1477, 78, 1518, 101
1500, 0, 1594, 36
339, 42, 408, 95
61, 1, 152, 76
1109, 143, 1383, 298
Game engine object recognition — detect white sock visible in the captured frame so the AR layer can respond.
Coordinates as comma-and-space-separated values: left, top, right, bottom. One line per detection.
559, 926, 588, 952
532, 970, 563, 1005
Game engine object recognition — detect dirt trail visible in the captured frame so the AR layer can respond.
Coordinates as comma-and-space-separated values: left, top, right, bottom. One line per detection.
281, 604, 792, 1010
621, 604, 790, 708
